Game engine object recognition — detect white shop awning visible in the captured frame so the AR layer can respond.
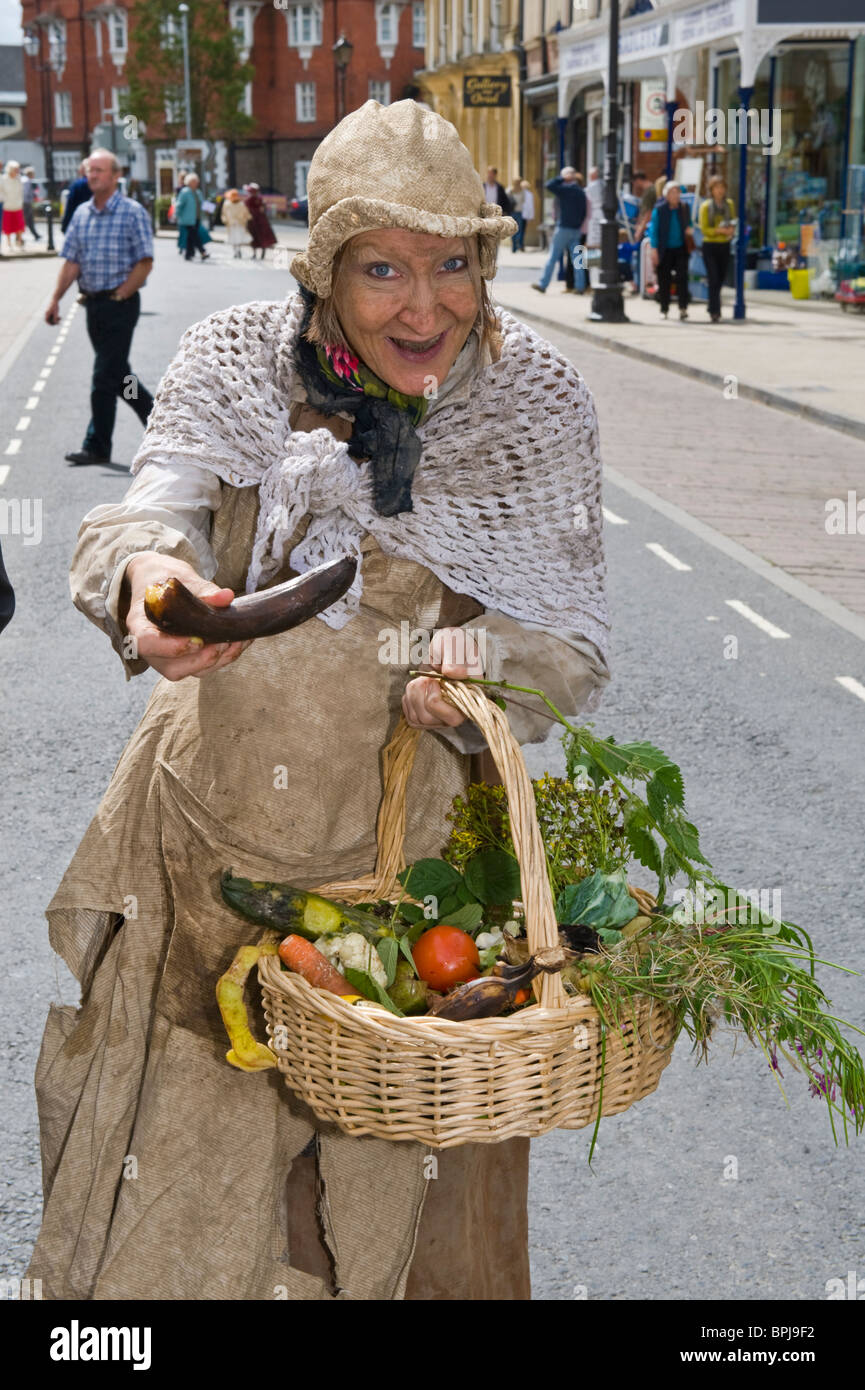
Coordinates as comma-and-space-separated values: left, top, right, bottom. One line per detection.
557, 0, 865, 117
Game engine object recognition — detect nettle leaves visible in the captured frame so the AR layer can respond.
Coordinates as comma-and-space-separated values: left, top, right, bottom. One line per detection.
397, 849, 521, 928
564, 732, 709, 899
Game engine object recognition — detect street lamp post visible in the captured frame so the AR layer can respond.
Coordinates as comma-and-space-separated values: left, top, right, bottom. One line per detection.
333, 35, 353, 123
23, 25, 59, 195
178, 3, 193, 140
589, 0, 628, 323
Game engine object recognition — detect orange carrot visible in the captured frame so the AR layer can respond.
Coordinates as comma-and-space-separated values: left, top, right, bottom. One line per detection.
278, 935, 355, 995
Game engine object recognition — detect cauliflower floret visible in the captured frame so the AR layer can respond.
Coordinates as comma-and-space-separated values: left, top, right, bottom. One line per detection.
314, 932, 388, 988
475, 929, 505, 953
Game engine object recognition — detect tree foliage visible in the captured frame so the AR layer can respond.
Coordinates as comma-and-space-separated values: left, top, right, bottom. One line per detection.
126, 0, 255, 142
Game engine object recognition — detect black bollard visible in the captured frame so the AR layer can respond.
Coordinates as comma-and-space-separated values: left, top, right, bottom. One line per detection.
44, 202, 55, 252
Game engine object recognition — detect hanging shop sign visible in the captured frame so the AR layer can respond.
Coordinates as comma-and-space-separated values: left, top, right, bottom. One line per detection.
639, 79, 668, 145
463, 75, 512, 107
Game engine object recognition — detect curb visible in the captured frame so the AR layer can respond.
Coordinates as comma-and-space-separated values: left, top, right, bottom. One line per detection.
0, 249, 57, 260
494, 297, 865, 443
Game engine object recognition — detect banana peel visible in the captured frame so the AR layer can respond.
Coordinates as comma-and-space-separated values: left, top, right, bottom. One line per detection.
216, 938, 280, 1071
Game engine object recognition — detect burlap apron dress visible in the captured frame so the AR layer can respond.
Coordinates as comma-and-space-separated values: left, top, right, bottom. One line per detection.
27, 484, 530, 1301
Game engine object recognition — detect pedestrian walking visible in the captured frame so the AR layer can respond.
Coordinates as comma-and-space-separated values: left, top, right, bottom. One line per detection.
175, 174, 209, 261
531, 166, 587, 294
62, 162, 91, 232
245, 183, 276, 259
0, 161, 26, 251
26, 97, 609, 1304
222, 187, 251, 257
699, 175, 736, 323
507, 176, 526, 251
482, 166, 514, 216
520, 179, 535, 241
44, 148, 155, 466
649, 181, 692, 320
22, 167, 41, 241
632, 170, 657, 240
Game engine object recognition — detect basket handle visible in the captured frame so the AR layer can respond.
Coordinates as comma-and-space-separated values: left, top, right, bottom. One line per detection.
369, 680, 567, 1010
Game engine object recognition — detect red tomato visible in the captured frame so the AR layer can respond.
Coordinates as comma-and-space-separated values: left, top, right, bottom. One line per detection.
412, 925, 481, 992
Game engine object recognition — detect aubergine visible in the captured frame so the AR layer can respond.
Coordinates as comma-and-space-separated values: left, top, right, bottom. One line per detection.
144, 555, 357, 643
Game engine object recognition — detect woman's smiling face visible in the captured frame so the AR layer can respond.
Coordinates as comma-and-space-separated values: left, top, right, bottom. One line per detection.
331, 228, 481, 397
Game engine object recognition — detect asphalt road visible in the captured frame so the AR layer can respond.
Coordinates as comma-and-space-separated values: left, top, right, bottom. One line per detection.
1, 238, 863, 1300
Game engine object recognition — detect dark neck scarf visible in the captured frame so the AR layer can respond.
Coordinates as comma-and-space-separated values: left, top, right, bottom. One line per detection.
292, 286, 431, 517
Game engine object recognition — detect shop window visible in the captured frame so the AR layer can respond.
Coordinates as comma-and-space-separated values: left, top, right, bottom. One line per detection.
717, 45, 848, 248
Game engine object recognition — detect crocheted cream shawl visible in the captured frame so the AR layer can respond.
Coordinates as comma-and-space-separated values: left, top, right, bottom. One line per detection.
132, 292, 608, 659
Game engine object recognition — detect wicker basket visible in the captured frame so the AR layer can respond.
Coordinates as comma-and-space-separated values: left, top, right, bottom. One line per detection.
258, 680, 676, 1148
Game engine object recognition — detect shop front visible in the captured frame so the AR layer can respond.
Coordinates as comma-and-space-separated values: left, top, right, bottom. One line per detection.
715, 40, 854, 247
556, 0, 865, 313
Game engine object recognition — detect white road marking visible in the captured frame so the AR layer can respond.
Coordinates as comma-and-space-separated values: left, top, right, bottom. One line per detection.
15, 417, 31, 432
706, 616, 720, 622
725, 599, 790, 639
32, 380, 46, 392
0, 465, 10, 485
39, 368, 51, 379
607, 465, 865, 645
836, 676, 865, 703
603, 506, 629, 525
45, 354, 58, 366
646, 542, 692, 571
25, 396, 39, 410
4, 439, 22, 456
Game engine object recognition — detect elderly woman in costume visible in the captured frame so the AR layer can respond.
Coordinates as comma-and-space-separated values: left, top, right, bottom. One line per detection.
27, 102, 609, 1302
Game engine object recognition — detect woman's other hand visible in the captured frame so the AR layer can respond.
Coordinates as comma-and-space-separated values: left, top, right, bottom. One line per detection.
402, 627, 484, 729
650, 247, 659, 268
123, 552, 252, 680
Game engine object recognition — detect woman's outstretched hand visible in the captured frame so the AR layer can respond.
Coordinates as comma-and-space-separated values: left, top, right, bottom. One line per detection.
402, 627, 484, 730
123, 552, 252, 681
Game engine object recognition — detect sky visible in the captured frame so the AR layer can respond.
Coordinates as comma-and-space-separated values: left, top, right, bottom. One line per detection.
1, 0, 21, 46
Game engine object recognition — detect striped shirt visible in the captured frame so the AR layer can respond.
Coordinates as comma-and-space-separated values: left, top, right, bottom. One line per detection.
61, 190, 153, 292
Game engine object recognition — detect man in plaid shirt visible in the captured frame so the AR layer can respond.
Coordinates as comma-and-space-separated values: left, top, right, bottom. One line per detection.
46, 148, 155, 465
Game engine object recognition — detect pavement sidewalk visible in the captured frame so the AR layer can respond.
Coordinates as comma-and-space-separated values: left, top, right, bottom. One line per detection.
489, 254, 865, 441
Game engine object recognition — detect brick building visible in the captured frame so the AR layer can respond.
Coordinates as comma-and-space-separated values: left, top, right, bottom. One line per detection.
19, 0, 428, 195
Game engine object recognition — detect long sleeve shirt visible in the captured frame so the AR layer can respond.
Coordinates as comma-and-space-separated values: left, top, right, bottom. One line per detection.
545, 177, 587, 231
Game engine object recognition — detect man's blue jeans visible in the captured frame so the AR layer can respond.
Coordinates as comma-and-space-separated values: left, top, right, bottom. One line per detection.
538, 225, 586, 290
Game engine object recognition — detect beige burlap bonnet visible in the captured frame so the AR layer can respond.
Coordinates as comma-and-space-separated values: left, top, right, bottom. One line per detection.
291, 99, 518, 298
